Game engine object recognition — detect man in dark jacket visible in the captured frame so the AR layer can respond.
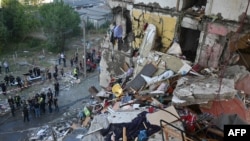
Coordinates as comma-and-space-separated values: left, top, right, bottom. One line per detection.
0, 81, 7, 96
54, 81, 59, 97
23, 105, 29, 122
10, 103, 15, 117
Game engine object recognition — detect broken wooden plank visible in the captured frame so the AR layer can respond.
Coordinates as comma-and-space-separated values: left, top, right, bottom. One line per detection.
123, 127, 127, 141
163, 125, 194, 141
147, 106, 179, 126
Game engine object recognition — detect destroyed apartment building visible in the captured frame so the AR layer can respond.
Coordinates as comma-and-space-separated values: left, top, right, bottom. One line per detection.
92, 0, 250, 140
16, 0, 250, 141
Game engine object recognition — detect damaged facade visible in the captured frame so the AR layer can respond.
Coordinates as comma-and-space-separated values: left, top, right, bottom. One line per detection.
92, 0, 250, 140
23, 0, 250, 140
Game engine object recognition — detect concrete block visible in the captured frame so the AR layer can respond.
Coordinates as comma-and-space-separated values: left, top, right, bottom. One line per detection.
173, 76, 237, 105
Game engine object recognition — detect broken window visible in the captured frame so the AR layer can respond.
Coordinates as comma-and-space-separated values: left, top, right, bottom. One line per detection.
182, 0, 207, 16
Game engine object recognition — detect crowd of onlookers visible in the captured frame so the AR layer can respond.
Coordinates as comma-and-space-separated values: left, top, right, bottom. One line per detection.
1, 48, 101, 122
8, 86, 60, 122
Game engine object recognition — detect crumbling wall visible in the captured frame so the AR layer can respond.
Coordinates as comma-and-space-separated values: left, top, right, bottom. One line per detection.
131, 9, 177, 52
205, 0, 250, 22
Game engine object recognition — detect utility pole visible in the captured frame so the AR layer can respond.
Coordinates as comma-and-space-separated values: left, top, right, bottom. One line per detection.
82, 19, 87, 78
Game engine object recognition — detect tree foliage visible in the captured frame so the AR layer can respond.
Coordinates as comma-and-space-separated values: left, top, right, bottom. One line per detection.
39, 2, 80, 52
0, 19, 8, 50
1, 0, 39, 43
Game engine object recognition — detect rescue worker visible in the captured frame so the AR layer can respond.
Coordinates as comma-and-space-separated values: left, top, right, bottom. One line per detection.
73, 67, 78, 79
14, 94, 21, 108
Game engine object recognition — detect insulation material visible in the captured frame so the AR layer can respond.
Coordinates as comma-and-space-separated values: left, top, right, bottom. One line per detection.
131, 9, 177, 50
139, 24, 157, 57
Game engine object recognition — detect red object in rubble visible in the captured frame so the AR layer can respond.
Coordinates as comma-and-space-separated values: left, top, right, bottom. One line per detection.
86, 59, 96, 70
180, 112, 197, 132
192, 64, 203, 73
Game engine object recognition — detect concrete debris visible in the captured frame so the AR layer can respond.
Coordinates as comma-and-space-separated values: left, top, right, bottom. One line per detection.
172, 76, 237, 105
224, 65, 250, 82
28, 125, 54, 141
91, 28, 250, 140
235, 74, 250, 95
20, 11, 250, 141
27, 119, 81, 141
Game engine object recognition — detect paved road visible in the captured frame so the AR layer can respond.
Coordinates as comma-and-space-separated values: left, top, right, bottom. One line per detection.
0, 71, 100, 141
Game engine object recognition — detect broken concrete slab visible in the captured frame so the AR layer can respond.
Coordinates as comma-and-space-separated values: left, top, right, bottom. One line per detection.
82, 114, 109, 141
155, 52, 185, 74
172, 76, 237, 105
135, 51, 185, 76
224, 65, 250, 82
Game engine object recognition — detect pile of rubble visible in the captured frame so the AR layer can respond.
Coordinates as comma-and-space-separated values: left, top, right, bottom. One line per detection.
22, 28, 250, 141
55, 55, 250, 141
27, 110, 88, 141
39, 28, 250, 140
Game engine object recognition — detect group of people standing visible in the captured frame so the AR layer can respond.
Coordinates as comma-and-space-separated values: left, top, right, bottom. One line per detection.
8, 86, 60, 122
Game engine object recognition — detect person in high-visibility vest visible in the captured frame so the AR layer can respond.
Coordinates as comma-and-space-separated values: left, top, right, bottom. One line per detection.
73, 67, 78, 79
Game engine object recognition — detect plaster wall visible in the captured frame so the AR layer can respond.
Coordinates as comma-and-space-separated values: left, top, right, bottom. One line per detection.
132, 9, 177, 51
205, 0, 250, 22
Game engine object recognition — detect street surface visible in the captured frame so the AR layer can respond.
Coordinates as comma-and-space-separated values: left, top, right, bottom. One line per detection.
0, 71, 100, 141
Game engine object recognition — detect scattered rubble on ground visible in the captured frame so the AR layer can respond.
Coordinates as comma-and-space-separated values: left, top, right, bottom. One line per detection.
28, 59, 249, 141
23, 34, 250, 141
0, 71, 79, 116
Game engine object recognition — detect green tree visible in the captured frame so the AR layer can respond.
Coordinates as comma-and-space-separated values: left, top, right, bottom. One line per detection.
39, 2, 80, 52
1, 0, 38, 42
0, 20, 8, 52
